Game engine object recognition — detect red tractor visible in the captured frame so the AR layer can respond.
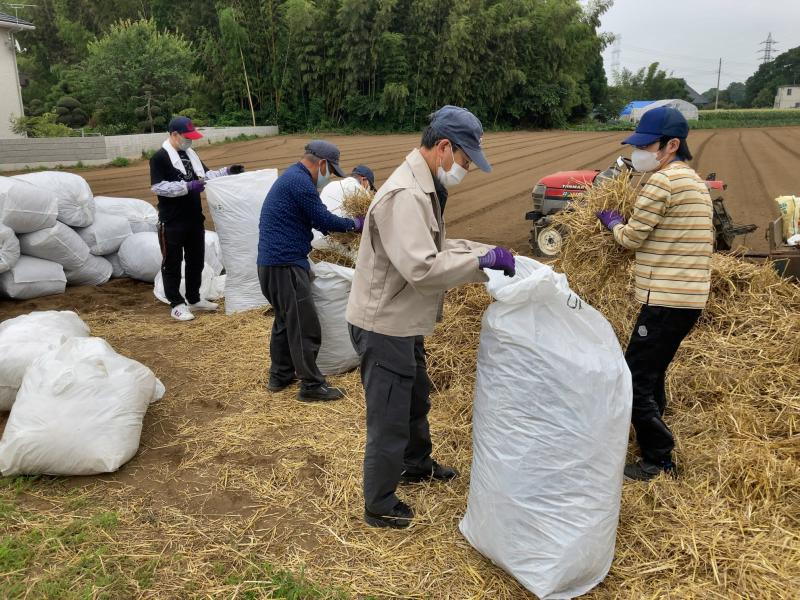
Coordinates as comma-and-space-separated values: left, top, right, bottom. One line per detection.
525, 157, 756, 257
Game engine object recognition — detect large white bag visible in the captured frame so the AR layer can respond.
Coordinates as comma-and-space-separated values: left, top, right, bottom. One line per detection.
12, 171, 95, 228
104, 252, 126, 278
0, 176, 58, 234
311, 261, 359, 375
0, 224, 20, 274
65, 254, 112, 287
205, 230, 224, 275
0, 256, 66, 300
76, 212, 131, 255
117, 231, 161, 282
0, 310, 90, 410
153, 262, 224, 304
205, 170, 278, 313
460, 257, 632, 600
19, 221, 90, 269
0, 337, 165, 476
94, 196, 158, 234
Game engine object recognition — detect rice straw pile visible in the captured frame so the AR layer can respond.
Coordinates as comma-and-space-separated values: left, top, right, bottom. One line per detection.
326, 186, 374, 256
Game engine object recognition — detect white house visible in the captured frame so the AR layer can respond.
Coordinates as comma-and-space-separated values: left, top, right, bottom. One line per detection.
774, 85, 800, 109
0, 12, 34, 138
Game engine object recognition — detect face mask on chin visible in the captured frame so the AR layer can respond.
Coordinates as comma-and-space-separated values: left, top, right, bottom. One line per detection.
631, 147, 661, 172
437, 144, 467, 187
316, 161, 330, 191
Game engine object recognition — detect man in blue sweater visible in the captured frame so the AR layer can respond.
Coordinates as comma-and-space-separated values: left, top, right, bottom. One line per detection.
258, 140, 363, 402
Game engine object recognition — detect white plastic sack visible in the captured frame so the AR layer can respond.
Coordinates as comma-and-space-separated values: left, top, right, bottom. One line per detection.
460, 256, 632, 600
205, 230, 224, 275
153, 262, 224, 304
0, 310, 89, 410
0, 256, 66, 300
94, 196, 158, 234
105, 252, 126, 278
205, 170, 278, 314
76, 212, 131, 255
65, 254, 112, 287
0, 224, 20, 274
12, 171, 95, 227
0, 337, 165, 476
117, 231, 161, 282
311, 261, 359, 375
0, 175, 58, 234
19, 221, 90, 269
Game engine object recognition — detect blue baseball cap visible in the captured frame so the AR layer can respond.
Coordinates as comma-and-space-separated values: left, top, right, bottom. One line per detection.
305, 140, 345, 177
169, 116, 203, 140
351, 165, 376, 191
621, 106, 689, 147
429, 105, 492, 172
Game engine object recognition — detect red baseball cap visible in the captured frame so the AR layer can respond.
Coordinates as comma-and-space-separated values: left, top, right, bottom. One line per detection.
169, 116, 203, 140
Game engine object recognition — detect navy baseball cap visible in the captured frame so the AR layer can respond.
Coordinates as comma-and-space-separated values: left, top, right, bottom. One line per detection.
622, 106, 689, 147
169, 116, 203, 140
305, 140, 345, 177
429, 105, 492, 172
351, 165, 376, 191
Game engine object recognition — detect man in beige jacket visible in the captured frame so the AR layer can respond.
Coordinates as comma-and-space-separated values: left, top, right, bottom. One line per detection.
347, 106, 515, 529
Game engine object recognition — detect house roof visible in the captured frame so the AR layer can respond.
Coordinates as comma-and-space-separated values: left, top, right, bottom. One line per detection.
0, 11, 34, 30
685, 84, 710, 105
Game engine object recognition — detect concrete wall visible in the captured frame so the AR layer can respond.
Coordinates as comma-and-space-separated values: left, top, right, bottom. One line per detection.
774, 86, 800, 110
0, 125, 279, 171
0, 29, 24, 139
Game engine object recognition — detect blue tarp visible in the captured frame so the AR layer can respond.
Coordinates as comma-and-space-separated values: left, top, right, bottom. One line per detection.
620, 101, 654, 116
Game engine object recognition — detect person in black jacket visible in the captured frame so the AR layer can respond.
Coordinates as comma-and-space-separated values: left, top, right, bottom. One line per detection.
150, 116, 244, 321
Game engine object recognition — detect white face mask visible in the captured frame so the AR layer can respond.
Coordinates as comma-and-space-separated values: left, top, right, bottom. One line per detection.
177, 136, 192, 151
631, 148, 661, 172
316, 161, 330, 191
437, 144, 467, 187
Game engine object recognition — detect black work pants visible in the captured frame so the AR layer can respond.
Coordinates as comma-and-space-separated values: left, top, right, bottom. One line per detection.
349, 325, 434, 514
158, 221, 205, 308
625, 304, 702, 465
258, 265, 325, 389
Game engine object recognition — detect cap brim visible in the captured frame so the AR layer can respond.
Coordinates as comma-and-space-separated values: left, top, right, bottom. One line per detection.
621, 131, 660, 146
183, 130, 204, 140
330, 162, 346, 177
462, 145, 492, 173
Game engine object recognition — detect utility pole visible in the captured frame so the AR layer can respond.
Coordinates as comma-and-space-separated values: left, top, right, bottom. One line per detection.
714, 58, 722, 110
610, 36, 621, 79
759, 33, 778, 64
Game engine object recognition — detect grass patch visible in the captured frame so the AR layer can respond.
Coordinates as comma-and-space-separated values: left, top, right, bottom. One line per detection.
222, 562, 349, 600
569, 108, 800, 131
109, 157, 130, 167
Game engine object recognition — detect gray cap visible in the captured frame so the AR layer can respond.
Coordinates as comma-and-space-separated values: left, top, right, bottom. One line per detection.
305, 140, 345, 177
429, 105, 491, 172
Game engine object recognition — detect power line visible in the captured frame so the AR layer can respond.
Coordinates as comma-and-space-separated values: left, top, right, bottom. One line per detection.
758, 33, 778, 64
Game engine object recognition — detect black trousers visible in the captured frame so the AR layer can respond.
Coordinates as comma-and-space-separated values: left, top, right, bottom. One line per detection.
625, 304, 702, 465
349, 325, 434, 514
158, 221, 205, 308
258, 265, 325, 389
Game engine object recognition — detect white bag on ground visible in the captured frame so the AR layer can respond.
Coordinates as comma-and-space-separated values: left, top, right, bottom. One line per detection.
19, 221, 90, 269
205, 170, 278, 314
311, 261, 359, 375
153, 262, 223, 304
65, 254, 112, 287
460, 256, 632, 600
12, 171, 95, 228
0, 176, 58, 234
117, 231, 161, 282
0, 224, 20, 274
0, 256, 66, 300
94, 196, 158, 234
0, 337, 165, 476
0, 310, 89, 410
205, 230, 224, 275
105, 252, 126, 278
76, 212, 131, 255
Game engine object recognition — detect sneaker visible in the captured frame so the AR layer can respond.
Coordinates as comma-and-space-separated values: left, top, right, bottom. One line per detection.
189, 299, 219, 312
171, 303, 195, 321
297, 384, 344, 402
364, 500, 414, 529
624, 459, 677, 481
268, 376, 297, 392
401, 460, 459, 484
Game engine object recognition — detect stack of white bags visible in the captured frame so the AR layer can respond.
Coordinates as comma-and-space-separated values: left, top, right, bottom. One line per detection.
0, 310, 163, 476
0, 171, 224, 302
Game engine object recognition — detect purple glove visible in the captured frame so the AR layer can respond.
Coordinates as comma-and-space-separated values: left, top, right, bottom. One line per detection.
186, 179, 205, 194
352, 216, 365, 233
596, 209, 624, 231
478, 247, 516, 277
228, 164, 245, 175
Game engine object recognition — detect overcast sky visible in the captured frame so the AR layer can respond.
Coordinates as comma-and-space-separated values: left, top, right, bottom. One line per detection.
599, 0, 800, 94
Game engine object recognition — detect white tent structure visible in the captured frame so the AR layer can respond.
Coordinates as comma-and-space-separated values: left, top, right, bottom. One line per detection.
629, 99, 698, 123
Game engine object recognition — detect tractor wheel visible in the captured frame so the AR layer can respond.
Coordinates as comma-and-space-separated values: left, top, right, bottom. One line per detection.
533, 225, 565, 258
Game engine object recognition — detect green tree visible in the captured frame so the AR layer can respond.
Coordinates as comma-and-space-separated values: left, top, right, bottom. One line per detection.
744, 46, 800, 107
12, 112, 74, 137
53, 96, 88, 128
